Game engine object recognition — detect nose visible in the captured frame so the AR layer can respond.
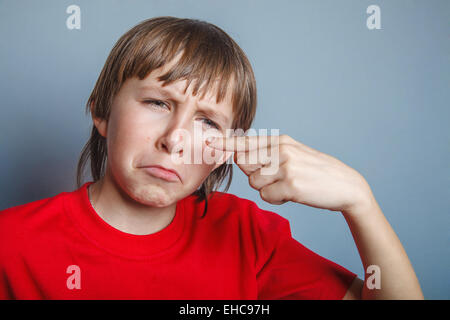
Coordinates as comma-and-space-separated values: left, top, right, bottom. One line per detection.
157, 127, 185, 156
155, 110, 196, 157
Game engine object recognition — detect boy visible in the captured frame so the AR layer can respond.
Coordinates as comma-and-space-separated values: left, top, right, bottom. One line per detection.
0, 16, 423, 299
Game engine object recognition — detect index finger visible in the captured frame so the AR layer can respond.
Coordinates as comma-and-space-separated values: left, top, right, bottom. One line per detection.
206, 135, 280, 152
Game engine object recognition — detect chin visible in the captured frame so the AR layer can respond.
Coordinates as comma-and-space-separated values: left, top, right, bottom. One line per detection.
128, 182, 177, 207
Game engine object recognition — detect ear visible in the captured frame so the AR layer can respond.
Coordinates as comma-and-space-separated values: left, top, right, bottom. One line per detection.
90, 101, 108, 138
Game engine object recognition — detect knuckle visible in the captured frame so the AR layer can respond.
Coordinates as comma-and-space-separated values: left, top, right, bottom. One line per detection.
287, 176, 298, 190
260, 188, 272, 203
248, 174, 259, 189
282, 144, 295, 158
259, 188, 267, 200
279, 164, 289, 178
236, 152, 246, 164
248, 174, 255, 187
280, 134, 290, 144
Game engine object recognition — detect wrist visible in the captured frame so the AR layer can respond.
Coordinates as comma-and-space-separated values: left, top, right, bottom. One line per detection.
341, 179, 379, 220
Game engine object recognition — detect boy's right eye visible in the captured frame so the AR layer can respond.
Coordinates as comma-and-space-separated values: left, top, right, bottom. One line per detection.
144, 100, 169, 109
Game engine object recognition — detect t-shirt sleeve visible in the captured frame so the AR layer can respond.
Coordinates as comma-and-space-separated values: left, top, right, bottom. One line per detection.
255, 213, 357, 300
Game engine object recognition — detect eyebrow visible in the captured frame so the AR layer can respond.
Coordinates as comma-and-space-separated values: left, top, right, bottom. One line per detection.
138, 85, 231, 126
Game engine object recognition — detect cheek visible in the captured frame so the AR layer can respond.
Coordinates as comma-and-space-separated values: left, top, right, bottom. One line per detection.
188, 135, 225, 169
193, 130, 225, 165
183, 164, 216, 190
108, 123, 138, 154
112, 107, 155, 142
181, 137, 222, 181
167, 127, 220, 166
106, 115, 149, 168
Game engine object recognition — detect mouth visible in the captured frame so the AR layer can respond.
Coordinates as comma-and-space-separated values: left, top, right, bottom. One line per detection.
141, 165, 181, 182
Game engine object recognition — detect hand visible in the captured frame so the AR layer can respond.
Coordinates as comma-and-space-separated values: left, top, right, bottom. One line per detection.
206, 134, 374, 213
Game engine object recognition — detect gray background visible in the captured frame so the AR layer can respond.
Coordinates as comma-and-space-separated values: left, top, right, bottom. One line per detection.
0, 0, 448, 299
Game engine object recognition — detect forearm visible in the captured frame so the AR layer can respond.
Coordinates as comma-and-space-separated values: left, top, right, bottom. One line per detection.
341, 195, 424, 300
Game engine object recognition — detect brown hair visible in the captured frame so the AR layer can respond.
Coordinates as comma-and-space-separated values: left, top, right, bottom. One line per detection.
76, 16, 257, 218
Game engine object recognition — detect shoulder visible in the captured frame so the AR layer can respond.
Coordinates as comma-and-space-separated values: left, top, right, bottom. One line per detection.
0, 191, 67, 225
0, 191, 68, 254
206, 191, 292, 242
207, 191, 288, 222
203, 192, 294, 271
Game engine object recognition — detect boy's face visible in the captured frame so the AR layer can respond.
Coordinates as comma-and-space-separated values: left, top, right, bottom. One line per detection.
92, 57, 234, 207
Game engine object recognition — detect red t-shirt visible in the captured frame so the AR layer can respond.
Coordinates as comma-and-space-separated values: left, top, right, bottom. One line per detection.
0, 181, 356, 300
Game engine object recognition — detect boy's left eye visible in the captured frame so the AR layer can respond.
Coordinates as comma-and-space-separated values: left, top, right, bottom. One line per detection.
201, 118, 220, 130
143, 100, 220, 130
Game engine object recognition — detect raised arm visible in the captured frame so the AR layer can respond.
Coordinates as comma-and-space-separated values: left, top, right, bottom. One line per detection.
207, 134, 424, 300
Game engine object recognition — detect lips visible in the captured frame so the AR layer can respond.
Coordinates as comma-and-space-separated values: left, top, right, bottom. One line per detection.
141, 165, 181, 182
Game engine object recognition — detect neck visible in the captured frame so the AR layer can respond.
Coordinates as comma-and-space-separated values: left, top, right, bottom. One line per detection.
88, 169, 177, 235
